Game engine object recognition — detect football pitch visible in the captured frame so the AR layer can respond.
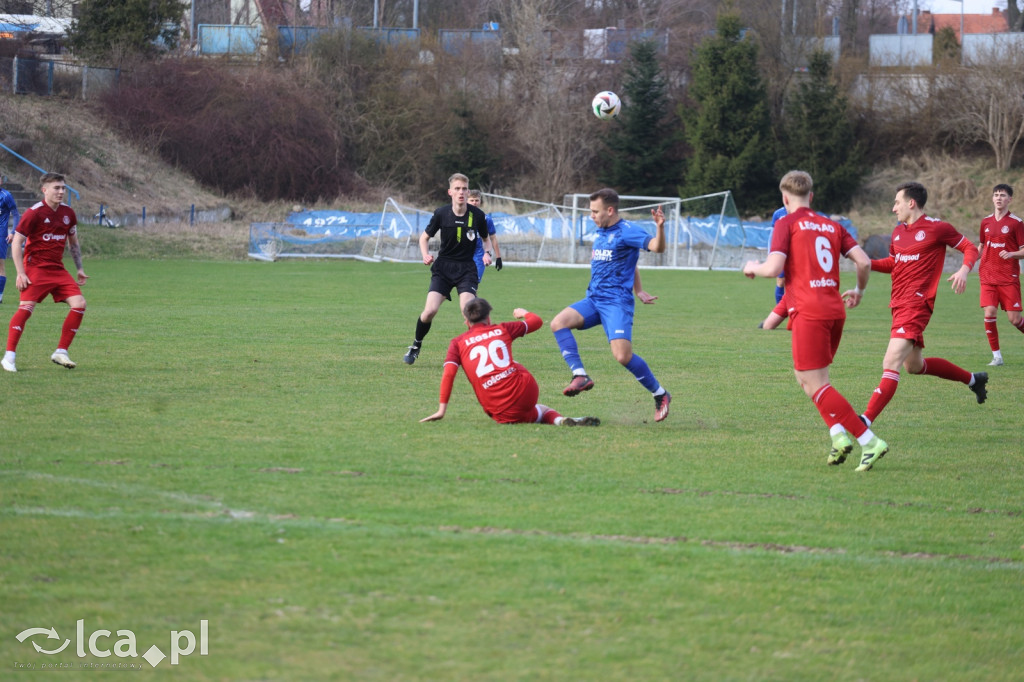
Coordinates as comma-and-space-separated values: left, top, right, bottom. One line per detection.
2, 255, 1022, 680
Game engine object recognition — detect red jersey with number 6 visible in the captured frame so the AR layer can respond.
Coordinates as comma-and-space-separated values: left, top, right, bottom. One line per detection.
15, 201, 78, 270
770, 206, 859, 321
444, 314, 539, 419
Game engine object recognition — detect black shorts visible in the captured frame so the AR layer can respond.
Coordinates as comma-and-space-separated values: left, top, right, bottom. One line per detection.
429, 259, 479, 301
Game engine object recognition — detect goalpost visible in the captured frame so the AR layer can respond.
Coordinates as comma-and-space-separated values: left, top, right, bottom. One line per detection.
564, 190, 762, 270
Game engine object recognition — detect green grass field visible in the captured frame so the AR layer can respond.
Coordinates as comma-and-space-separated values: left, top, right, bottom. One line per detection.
2, 245, 1022, 680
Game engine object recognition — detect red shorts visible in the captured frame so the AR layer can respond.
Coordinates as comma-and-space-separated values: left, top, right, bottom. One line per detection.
790, 315, 843, 371
890, 305, 931, 348
979, 282, 1022, 312
22, 266, 81, 303
489, 372, 540, 424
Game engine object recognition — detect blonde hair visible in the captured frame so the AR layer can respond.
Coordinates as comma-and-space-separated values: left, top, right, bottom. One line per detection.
779, 171, 813, 197
448, 173, 469, 187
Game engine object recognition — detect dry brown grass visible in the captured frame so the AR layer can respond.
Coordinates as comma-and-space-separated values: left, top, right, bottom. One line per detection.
1, 94, 228, 217
847, 151, 1024, 237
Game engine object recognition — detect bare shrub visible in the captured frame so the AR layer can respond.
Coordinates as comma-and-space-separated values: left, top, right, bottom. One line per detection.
935, 47, 1024, 172
497, 0, 603, 201
96, 59, 358, 201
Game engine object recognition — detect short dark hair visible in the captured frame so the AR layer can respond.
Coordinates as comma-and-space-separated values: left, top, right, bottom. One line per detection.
40, 172, 65, 187
589, 188, 619, 208
896, 181, 927, 208
464, 297, 492, 325
994, 183, 1014, 197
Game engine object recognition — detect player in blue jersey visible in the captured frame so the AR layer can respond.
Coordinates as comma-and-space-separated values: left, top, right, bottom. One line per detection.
0, 177, 21, 304
550, 188, 672, 422
770, 206, 787, 304
467, 190, 502, 282
758, 206, 790, 330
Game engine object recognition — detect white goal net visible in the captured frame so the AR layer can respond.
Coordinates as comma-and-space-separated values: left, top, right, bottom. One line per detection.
250, 190, 771, 270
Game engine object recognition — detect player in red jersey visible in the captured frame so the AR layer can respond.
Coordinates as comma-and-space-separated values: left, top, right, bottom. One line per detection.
743, 171, 889, 471
2, 173, 87, 373
420, 297, 600, 427
758, 293, 790, 330
978, 183, 1024, 366
860, 181, 987, 426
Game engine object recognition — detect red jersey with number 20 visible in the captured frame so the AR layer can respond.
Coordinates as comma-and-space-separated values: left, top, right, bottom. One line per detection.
444, 313, 540, 420
770, 207, 859, 321
16, 201, 78, 270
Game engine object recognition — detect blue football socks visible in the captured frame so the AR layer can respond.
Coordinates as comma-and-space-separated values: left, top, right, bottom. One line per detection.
625, 354, 660, 393
554, 328, 585, 374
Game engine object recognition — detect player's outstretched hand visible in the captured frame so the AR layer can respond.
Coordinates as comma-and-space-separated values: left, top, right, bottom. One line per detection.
841, 289, 862, 308
742, 260, 761, 279
651, 205, 665, 228
495, 257, 503, 271
420, 407, 446, 422
637, 290, 658, 304
512, 307, 528, 319
947, 269, 968, 294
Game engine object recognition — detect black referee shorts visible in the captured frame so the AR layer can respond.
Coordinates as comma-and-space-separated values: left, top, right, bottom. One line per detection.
428, 259, 479, 301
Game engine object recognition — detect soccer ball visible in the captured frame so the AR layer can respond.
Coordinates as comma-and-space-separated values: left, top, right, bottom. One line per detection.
591, 91, 621, 120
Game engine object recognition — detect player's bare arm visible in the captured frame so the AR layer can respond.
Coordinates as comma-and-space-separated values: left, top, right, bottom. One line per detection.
11, 232, 30, 290
647, 206, 667, 253
481, 236, 493, 267
634, 268, 657, 304
743, 253, 785, 280
490, 233, 502, 262
69, 234, 88, 285
420, 405, 447, 422
841, 246, 871, 308
419, 231, 434, 265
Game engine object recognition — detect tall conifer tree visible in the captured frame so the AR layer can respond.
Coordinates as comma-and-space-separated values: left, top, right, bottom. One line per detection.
681, 13, 776, 213
601, 40, 679, 196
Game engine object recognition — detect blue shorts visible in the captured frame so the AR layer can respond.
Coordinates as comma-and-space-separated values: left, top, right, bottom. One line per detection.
0, 236, 8, 260
570, 298, 634, 342
475, 255, 486, 283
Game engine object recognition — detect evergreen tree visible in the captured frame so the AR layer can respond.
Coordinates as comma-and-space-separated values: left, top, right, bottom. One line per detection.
600, 40, 680, 196
933, 26, 961, 64
778, 50, 867, 212
681, 13, 777, 213
433, 100, 499, 191
70, 0, 186, 65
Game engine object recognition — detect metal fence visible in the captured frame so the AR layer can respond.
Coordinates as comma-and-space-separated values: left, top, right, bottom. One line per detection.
4, 56, 119, 98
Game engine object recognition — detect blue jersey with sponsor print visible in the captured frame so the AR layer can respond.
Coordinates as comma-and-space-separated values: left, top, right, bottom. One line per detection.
586, 219, 652, 305
473, 214, 497, 260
